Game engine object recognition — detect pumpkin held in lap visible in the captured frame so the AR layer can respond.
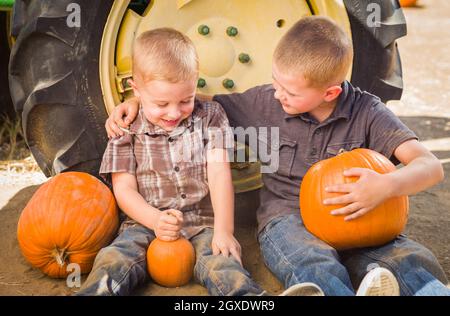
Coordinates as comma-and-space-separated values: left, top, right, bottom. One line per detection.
147, 237, 195, 288
300, 148, 409, 250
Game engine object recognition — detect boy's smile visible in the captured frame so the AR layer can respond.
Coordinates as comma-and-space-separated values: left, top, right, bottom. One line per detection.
160, 118, 181, 128
130, 78, 197, 132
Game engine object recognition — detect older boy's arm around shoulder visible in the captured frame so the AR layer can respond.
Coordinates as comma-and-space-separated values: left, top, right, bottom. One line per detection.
105, 96, 140, 138
111, 172, 184, 241
323, 139, 444, 221
206, 148, 242, 265
212, 85, 269, 129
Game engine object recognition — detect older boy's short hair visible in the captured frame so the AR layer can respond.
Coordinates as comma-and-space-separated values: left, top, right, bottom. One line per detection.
273, 16, 353, 88
132, 28, 198, 84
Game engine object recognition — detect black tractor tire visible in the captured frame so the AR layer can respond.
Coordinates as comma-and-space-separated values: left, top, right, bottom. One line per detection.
9, 0, 406, 178
8, 0, 114, 177
344, 0, 406, 101
0, 12, 14, 119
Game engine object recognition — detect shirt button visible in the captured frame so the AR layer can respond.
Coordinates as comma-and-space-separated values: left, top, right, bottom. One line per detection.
311, 148, 317, 155
174, 166, 180, 172
181, 193, 187, 199
168, 137, 174, 142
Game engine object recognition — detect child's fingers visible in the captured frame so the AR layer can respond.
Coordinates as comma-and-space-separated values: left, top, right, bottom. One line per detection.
105, 118, 123, 138
343, 168, 369, 178
166, 209, 183, 218
344, 208, 370, 221
330, 203, 362, 216
161, 212, 180, 225
325, 183, 354, 194
157, 235, 179, 242
124, 104, 139, 127
156, 229, 180, 239
161, 230, 180, 238
113, 104, 130, 129
229, 248, 242, 266
166, 209, 184, 224
159, 223, 182, 232
212, 243, 220, 256
220, 247, 230, 259
323, 193, 354, 206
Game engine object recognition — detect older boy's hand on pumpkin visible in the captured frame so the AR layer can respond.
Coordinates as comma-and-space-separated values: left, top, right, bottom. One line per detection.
155, 209, 184, 241
322, 168, 393, 221
105, 98, 139, 138
212, 230, 242, 266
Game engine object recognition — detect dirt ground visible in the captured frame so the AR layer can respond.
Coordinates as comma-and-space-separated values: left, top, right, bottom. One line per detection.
0, 0, 449, 296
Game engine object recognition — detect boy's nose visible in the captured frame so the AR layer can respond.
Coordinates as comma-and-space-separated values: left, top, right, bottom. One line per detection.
167, 110, 182, 120
274, 89, 286, 103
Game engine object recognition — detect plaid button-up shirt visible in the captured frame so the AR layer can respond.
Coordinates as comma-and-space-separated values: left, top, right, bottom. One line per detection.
100, 100, 234, 239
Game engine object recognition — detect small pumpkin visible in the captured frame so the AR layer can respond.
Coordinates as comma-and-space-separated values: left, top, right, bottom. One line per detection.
399, 0, 418, 7
300, 148, 409, 250
147, 237, 195, 287
17, 172, 119, 278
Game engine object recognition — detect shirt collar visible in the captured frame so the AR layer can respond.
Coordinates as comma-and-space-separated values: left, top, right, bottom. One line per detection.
129, 99, 208, 136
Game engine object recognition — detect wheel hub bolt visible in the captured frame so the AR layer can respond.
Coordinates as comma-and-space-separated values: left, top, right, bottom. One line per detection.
198, 25, 210, 36
197, 78, 207, 88
239, 53, 251, 63
226, 26, 238, 37
222, 79, 235, 89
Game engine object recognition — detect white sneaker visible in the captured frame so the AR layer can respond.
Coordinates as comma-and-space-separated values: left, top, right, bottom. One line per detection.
356, 267, 400, 296
280, 282, 325, 296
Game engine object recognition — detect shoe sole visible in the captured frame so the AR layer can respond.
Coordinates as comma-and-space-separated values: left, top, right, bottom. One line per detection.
357, 268, 400, 296
280, 282, 325, 296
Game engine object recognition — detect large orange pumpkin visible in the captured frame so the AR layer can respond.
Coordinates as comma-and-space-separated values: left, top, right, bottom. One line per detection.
300, 148, 408, 250
17, 172, 119, 278
147, 237, 195, 288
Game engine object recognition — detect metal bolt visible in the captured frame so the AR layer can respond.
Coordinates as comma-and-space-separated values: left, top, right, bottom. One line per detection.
198, 24, 210, 35
197, 78, 206, 88
239, 53, 251, 64
122, 78, 130, 89
276, 19, 285, 28
222, 79, 235, 89
226, 26, 238, 37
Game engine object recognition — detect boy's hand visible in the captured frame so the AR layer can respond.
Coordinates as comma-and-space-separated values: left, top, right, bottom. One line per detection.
155, 209, 184, 241
211, 230, 242, 266
105, 98, 139, 139
323, 168, 392, 221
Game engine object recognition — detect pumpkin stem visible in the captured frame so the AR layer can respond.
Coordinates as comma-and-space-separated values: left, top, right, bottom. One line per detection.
53, 248, 67, 267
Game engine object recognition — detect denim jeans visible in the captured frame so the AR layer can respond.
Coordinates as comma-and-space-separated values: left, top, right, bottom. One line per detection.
76, 224, 264, 296
258, 213, 450, 296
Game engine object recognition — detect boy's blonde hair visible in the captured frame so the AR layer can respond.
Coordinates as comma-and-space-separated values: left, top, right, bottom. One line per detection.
132, 28, 199, 84
273, 16, 353, 88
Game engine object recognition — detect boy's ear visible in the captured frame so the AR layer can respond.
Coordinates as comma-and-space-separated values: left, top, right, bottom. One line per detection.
324, 85, 343, 102
128, 79, 140, 98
